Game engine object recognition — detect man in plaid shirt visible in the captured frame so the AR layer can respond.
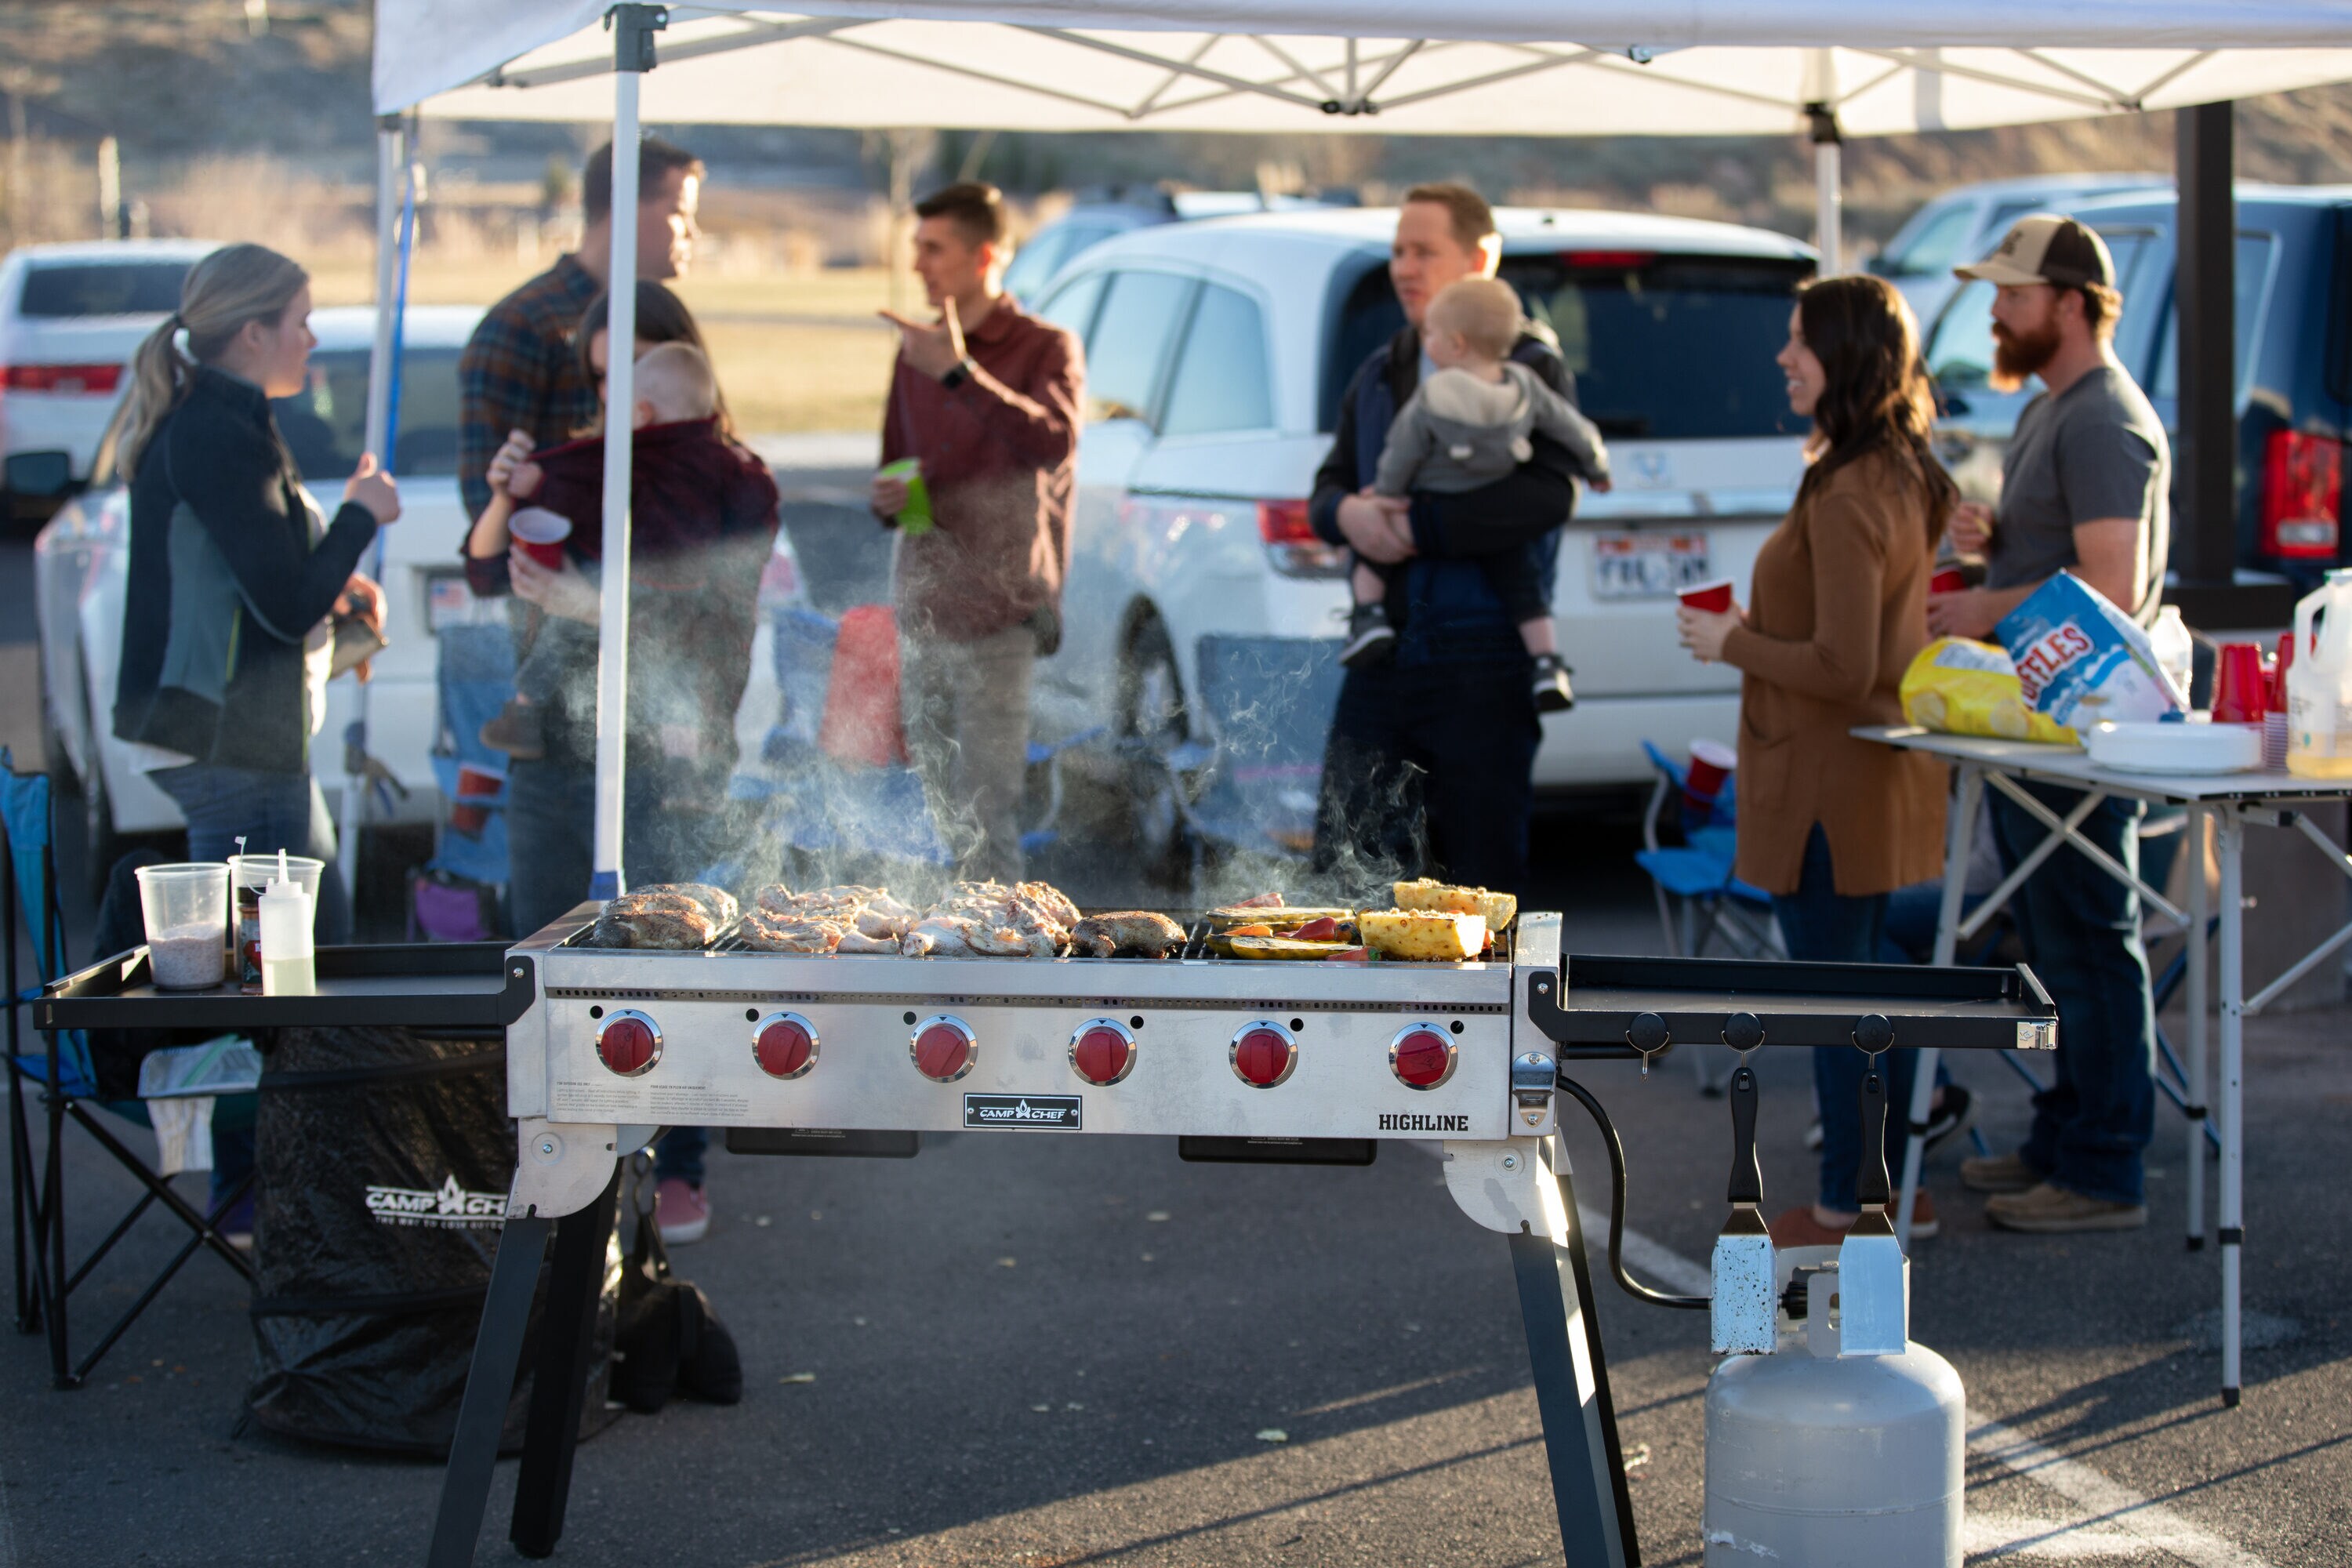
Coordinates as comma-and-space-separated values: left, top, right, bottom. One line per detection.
458, 136, 705, 520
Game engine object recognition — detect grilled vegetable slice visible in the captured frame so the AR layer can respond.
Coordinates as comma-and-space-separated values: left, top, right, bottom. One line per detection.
1211, 935, 1354, 960
1392, 878, 1517, 931
1206, 904, 1352, 931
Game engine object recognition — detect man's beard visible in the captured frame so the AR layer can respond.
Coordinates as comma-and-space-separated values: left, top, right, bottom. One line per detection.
1991, 318, 2060, 392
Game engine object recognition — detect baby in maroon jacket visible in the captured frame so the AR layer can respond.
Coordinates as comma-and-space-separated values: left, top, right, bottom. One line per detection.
470, 343, 775, 760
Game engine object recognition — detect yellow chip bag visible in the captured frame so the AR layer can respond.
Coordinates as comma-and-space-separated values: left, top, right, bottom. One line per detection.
1900, 637, 2078, 745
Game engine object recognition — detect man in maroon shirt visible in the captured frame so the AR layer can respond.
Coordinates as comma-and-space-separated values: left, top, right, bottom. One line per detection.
871, 182, 1084, 883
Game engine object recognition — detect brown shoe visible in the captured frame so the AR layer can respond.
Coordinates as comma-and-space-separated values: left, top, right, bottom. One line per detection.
1768, 1192, 1938, 1247
480, 699, 545, 760
1960, 1152, 2041, 1193
1984, 1182, 2147, 1233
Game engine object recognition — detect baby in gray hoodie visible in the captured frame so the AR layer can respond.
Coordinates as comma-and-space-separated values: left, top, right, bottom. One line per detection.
1346, 277, 1610, 713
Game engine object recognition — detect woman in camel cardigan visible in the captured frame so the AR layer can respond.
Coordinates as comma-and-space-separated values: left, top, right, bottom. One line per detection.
1677, 272, 1955, 1247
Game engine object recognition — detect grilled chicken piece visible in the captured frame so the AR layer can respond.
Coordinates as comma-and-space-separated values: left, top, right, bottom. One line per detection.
1015, 881, 1080, 932
593, 891, 717, 949
737, 911, 845, 953
835, 929, 897, 953
660, 882, 738, 926
855, 906, 912, 940
902, 915, 982, 957
1070, 911, 1186, 959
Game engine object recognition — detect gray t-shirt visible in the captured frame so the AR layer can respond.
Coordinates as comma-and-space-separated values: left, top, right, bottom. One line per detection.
1987, 363, 2170, 626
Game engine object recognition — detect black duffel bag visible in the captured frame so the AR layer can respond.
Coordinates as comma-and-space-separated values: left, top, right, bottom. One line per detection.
243, 1025, 618, 1457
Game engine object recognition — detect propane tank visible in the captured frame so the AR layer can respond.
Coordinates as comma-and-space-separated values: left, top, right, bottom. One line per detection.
1702, 1247, 1965, 1566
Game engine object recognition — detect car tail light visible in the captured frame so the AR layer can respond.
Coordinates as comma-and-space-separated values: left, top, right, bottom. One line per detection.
1258, 499, 1344, 577
2, 364, 122, 395
595, 1009, 661, 1076
1559, 250, 1653, 270
1230, 1020, 1298, 1088
1069, 1019, 1137, 1086
1389, 1024, 1457, 1090
910, 1014, 977, 1082
753, 1011, 818, 1079
2261, 430, 2342, 559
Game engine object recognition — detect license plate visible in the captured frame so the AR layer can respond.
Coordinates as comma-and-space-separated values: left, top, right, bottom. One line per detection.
1590, 532, 1711, 600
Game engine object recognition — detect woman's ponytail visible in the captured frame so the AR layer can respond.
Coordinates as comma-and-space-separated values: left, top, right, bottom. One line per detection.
115, 243, 309, 475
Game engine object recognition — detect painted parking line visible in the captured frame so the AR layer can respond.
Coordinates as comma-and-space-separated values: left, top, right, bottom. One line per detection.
1593, 1212, 2274, 1568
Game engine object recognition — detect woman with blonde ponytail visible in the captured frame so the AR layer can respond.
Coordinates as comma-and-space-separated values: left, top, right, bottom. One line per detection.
113, 241, 403, 948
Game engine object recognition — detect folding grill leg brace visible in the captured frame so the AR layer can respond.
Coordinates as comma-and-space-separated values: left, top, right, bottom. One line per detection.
1896, 760, 2352, 1406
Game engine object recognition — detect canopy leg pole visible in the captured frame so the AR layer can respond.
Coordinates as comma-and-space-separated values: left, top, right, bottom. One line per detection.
590, 5, 666, 902
339, 117, 404, 900
1812, 129, 1842, 277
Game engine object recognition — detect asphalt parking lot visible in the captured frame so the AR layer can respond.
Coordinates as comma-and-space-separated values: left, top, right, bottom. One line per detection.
2, 513, 2347, 1566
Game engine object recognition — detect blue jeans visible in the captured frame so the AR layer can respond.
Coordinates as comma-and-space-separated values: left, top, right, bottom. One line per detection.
506, 755, 718, 1187
1773, 825, 1918, 1212
1989, 784, 2156, 1205
149, 764, 351, 944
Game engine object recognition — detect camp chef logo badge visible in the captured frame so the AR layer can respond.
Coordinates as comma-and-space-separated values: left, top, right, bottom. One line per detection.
964, 1094, 1082, 1131
365, 1174, 510, 1229
1377, 1112, 1471, 1133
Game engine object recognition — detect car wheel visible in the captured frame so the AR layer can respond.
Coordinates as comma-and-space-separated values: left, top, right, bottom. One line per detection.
1115, 618, 1194, 890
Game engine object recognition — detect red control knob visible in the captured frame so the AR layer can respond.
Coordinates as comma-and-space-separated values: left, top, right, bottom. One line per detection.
753, 1012, 818, 1079
910, 1015, 977, 1082
1390, 1025, 1457, 1090
595, 1011, 660, 1076
1069, 1020, 1136, 1086
1230, 1021, 1297, 1088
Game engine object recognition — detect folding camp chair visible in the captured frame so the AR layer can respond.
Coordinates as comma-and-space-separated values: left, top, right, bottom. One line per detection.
4, 749, 257, 1388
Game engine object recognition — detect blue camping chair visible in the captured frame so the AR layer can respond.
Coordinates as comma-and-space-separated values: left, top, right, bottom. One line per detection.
4, 749, 258, 1387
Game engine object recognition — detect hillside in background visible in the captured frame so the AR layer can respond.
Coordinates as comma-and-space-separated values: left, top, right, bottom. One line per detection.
2, 0, 2350, 256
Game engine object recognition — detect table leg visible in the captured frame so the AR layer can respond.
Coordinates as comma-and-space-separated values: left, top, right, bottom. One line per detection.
1513, 1154, 1635, 1568
510, 1168, 622, 1559
2216, 809, 2245, 1406
1898, 764, 1982, 1247
427, 1212, 555, 1568
2185, 806, 2209, 1251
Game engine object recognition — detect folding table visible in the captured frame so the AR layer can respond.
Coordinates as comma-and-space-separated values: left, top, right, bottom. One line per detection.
1857, 724, 2352, 1405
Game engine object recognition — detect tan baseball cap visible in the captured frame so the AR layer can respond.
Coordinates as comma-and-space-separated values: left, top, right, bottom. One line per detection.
1955, 213, 2117, 289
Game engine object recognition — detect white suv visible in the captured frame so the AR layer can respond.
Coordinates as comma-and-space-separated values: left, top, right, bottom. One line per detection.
1027, 207, 1813, 859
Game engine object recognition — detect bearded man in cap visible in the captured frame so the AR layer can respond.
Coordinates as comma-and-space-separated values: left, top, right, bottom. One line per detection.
1930, 213, 2171, 1234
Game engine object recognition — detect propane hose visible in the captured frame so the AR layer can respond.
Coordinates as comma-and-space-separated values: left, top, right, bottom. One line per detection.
1554, 1070, 1710, 1312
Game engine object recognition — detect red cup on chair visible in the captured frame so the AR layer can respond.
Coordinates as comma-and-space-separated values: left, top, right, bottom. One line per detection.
510, 507, 572, 571
450, 762, 505, 835
2212, 641, 2267, 725
1679, 579, 1735, 614
1684, 738, 1736, 816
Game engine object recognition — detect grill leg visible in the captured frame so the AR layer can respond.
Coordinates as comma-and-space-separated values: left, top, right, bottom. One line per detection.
427, 1212, 554, 1568
510, 1168, 621, 1559
1510, 1161, 1638, 1568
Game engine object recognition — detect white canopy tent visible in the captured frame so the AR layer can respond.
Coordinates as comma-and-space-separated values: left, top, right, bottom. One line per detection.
365, 0, 2352, 899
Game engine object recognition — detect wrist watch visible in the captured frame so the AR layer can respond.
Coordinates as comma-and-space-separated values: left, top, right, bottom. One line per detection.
941, 354, 977, 390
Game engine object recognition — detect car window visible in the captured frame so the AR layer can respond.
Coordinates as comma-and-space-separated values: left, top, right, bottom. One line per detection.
1160, 284, 1272, 437
1881, 200, 1980, 278
1083, 270, 1194, 426
273, 346, 464, 481
1001, 229, 1074, 302
2152, 234, 2278, 401
1037, 270, 1108, 343
1926, 227, 2160, 394
19, 261, 194, 318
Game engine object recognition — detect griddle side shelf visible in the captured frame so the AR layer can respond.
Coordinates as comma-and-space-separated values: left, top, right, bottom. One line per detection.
1526, 953, 2056, 1056
36, 943, 534, 1033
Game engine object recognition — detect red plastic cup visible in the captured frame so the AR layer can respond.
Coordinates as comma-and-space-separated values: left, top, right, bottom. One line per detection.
1679, 578, 1734, 613
509, 507, 572, 571
2212, 641, 2267, 725
2273, 631, 2296, 708
450, 762, 505, 835
1929, 565, 1968, 595
1685, 738, 1736, 810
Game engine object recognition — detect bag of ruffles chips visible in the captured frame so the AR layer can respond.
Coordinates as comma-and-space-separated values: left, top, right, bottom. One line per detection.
1995, 571, 2187, 729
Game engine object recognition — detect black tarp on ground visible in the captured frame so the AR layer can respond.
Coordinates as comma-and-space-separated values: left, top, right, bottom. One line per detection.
245, 1025, 618, 1456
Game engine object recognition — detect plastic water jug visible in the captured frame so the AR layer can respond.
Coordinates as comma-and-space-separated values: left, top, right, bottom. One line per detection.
2285, 568, 2352, 778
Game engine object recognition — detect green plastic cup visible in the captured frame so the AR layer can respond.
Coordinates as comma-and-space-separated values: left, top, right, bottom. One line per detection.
880, 457, 933, 535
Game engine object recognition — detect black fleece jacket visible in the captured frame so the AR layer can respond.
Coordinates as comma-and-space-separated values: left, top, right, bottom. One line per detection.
114, 366, 378, 774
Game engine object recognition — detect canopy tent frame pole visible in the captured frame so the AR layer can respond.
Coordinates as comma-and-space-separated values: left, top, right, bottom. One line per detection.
589, 2, 663, 902
340, 115, 408, 897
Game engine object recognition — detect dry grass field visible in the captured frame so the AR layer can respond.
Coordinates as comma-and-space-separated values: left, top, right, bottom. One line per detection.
307, 256, 902, 435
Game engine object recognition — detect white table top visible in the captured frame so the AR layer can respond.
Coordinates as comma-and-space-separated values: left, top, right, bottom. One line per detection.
1853, 725, 2352, 805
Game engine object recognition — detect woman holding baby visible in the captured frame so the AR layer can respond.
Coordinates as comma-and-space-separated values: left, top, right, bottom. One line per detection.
1675, 273, 1953, 1247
